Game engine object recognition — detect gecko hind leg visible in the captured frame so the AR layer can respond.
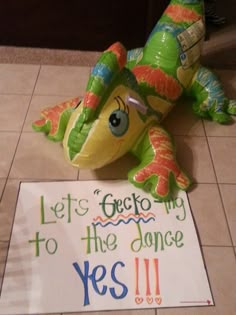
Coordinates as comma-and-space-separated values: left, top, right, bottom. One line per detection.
227, 99, 236, 115
188, 66, 235, 124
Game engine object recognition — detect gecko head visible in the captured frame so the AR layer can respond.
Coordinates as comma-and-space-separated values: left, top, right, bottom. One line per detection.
62, 42, 150, 169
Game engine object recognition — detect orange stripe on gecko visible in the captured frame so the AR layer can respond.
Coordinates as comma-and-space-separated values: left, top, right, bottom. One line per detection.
165, 4, 201, 23
83, 91, 100, 109
40, 97, 80, 135
106, 42, 127, 70
132, 65, 182, 101
33, 118, 47, 127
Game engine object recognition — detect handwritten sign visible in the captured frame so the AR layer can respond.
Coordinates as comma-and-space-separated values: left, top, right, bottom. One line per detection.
0, 180, 213, 314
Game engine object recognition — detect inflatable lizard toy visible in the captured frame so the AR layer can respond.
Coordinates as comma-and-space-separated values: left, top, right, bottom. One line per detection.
33, 0, 236, 200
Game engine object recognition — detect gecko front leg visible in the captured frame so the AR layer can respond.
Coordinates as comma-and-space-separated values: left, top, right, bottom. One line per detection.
32, 97, 80, 141
129, 125, 191, 201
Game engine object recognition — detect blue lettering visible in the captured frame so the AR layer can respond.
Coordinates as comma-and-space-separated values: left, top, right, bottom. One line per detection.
90, 265, 107, 295
72, 261, 90, 306
110, 261, 128, 299
72, 260, 128, 306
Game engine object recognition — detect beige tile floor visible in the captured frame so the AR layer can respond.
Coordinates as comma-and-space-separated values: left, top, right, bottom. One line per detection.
0, 59, 236, 315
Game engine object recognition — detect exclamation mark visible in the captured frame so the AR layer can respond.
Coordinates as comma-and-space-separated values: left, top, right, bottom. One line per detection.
154, 258, 162, 305
135, 257, 140, 296
153, 258, 160, 295
144, 258, 151, 296
134, 257, 143, 304
134, 257, 161, 305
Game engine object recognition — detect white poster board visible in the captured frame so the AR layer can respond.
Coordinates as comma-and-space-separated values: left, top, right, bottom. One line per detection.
0, 180, 213, 314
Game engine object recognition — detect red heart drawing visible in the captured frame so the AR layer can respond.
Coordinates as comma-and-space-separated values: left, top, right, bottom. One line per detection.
135, 297, 144, 304
146, 296, 153, 304
155, 296, 162, 305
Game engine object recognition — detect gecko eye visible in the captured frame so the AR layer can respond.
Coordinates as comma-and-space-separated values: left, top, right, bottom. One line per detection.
109, 110, 129, 137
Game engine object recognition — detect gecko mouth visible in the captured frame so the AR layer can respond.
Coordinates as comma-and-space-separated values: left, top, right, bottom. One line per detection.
110, 139, 124, 160
66, 118, 93, 161
70, 138, 124, 169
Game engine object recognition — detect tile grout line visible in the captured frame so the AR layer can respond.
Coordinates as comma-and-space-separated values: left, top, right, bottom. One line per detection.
0, 65, 42, 202
0, 92, 34, 96
201, 245, 236, 263
0, 92, 85, 97
4, 176, 236, 185
202, 121, 236, 254
201, 244, 235, 248
217, 186, 236, 261
0, 240, 8, 244
1, 177, 79, 182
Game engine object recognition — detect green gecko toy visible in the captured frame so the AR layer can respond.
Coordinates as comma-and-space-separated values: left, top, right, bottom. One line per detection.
33, 0, 236, 200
